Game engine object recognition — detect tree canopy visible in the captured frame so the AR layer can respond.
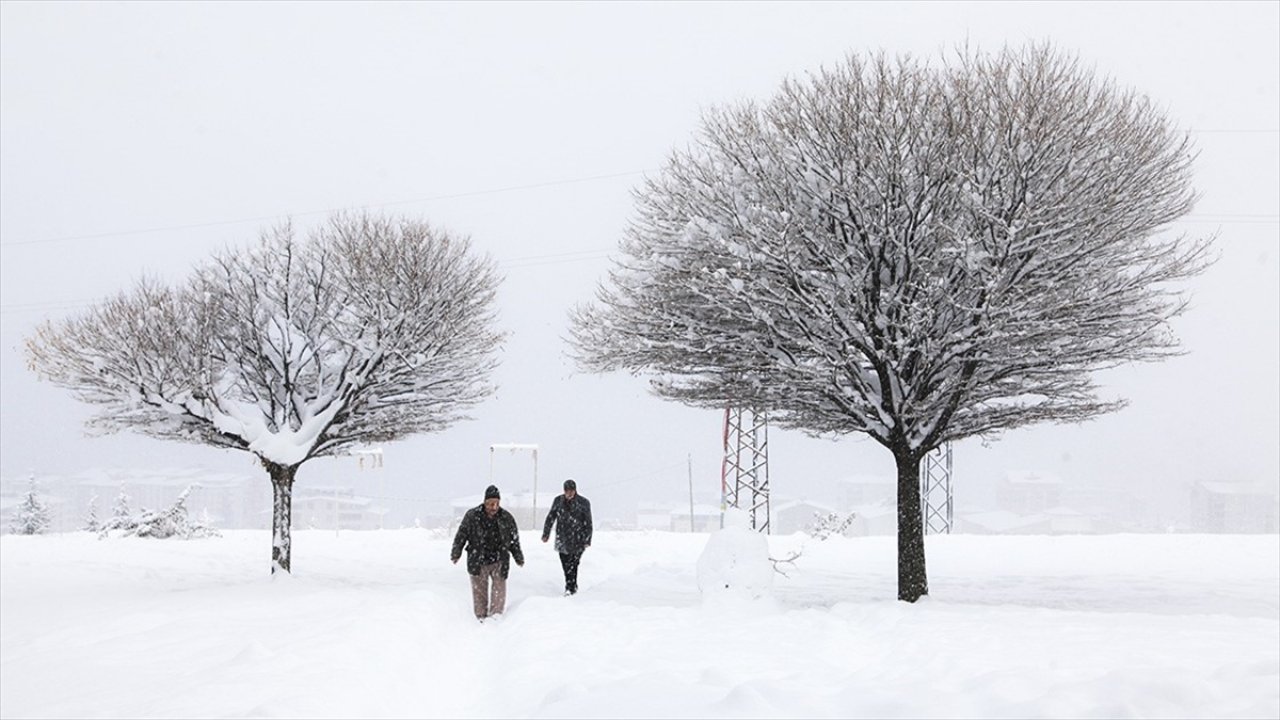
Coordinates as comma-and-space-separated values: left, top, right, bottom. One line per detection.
27, 213, 504, 571
571, 45, 1210, 601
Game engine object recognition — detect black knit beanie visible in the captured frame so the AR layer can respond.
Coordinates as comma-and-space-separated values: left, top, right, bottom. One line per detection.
484, 485, 500, 500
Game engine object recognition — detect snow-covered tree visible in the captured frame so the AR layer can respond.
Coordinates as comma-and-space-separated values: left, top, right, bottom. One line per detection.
110, 486, 132, 521
83, 494, 101, 533
10, 475, 51, 535
26, 213, 503, 572
98, 485, 137, 536
129, 486, 221, 539
98, 486, 219, 540
570, 45, 1210, 602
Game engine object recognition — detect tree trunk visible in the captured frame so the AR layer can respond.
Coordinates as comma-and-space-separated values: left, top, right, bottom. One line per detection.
264, 460, 299, 574
894, 449, 929, 602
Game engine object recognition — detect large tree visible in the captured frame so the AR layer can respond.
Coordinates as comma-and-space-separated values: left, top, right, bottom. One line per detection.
27, 213, 503, 572
570, 45, 1210, 602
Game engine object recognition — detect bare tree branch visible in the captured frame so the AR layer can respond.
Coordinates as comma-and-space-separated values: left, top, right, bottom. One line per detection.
570, 44, 1211, 601
25, 213, 504, 573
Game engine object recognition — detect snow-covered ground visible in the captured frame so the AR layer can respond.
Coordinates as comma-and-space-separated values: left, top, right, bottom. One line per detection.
1, 529, 1277, 719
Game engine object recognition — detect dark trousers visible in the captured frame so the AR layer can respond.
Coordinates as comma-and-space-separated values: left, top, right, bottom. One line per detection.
558, 549, 584, 593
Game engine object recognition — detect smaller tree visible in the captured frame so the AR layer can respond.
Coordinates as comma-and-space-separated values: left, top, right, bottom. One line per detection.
100, 486, 220, 540
10, 475, 51, 535
99, 485, 137, 536
110, 486, 131, 520
130, 486, 220, 539
27, 213, 503, 573
83, 494, 101, 533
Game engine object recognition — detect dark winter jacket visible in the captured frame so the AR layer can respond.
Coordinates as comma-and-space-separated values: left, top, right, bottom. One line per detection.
451, 505, 524, 578
541, 494, 593, 554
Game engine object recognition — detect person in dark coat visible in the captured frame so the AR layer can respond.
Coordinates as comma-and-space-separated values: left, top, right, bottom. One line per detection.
541, 479, 592, 595
451, 485, 524, 621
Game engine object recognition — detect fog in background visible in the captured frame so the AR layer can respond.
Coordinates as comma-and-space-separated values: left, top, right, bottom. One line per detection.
2, 2, 1276, 530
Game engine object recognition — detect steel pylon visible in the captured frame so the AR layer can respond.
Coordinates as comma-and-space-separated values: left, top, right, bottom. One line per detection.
921, 442, 954, 534
721, 407, 771, 533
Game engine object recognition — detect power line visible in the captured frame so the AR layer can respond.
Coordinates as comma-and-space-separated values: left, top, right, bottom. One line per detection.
1, 156, 1275, 316
0, 169, 655, 249
501, 249, 613, 269
4, 145, 1275, 250
2, 213, 1275, 316
0, 247, 622, 315
0, 300, 99, 316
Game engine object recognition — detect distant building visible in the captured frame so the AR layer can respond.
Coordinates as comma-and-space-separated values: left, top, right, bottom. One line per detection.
1038, 506, 1098, 534
996, 472, 1064, 515
636, 502, 673, 531
1190, 482, 1279, 533
450, 491, 561, 532
294, 487, 389, 531
955, 507, 1099, 535
1060, 485, 1148, 533
670, 503, 724, 533
956, 509, 1054, 535
0, 467, 270, 533
845, 501, 897, 536
627, 501, 728, 533
410, 503, 457, 531
838, 474, 895, 506
771, 499, 836, 535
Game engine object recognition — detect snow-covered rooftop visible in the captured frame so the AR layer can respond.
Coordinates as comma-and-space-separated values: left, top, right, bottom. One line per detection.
1196, 481, 1279, 497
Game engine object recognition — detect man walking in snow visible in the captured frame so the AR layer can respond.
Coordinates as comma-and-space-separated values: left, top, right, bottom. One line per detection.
542, 479, 593, 595
451, 485, 524, 621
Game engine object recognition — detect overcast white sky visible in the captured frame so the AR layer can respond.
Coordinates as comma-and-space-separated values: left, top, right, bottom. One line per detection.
1, 1, 1276, 521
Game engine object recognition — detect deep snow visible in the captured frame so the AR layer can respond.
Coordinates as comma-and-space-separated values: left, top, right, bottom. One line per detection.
1, 529, 1277, 719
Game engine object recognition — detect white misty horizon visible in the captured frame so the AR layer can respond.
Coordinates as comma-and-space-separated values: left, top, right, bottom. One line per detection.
1, 2, 1276, 530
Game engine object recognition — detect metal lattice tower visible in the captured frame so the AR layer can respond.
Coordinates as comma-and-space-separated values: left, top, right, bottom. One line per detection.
721, 407, 771, 533
920, 442, 954, 534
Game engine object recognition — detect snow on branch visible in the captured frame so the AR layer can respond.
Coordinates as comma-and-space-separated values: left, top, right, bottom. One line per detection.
571, 44, 1210, 460
26, 213, 503, 468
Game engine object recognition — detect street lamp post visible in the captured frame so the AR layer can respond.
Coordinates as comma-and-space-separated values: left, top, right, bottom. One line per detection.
488, 443, 540, 530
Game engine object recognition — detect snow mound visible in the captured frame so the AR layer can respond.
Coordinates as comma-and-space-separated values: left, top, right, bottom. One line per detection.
695, 509, 773, 599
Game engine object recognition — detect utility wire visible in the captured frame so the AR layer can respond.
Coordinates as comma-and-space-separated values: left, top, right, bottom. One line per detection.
0, 248, 620, 315
2, 158, 1276, 314
0, 169, 655, 249
3, 135, 1276, 250
335, 457, 695, 505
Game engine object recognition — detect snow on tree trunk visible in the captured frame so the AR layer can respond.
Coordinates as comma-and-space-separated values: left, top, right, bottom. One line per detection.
569, 45, 1210, 603
894, 449, 928, 603
265, 460, 297, 574
25, 213, 503, 574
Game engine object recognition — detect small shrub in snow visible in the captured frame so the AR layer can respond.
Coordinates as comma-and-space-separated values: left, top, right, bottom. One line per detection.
82, 494, 101, 533
98, 487, 138, 536
807, 511, 856, 541
9, 476, 51, 535
100, 485, 220, 540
